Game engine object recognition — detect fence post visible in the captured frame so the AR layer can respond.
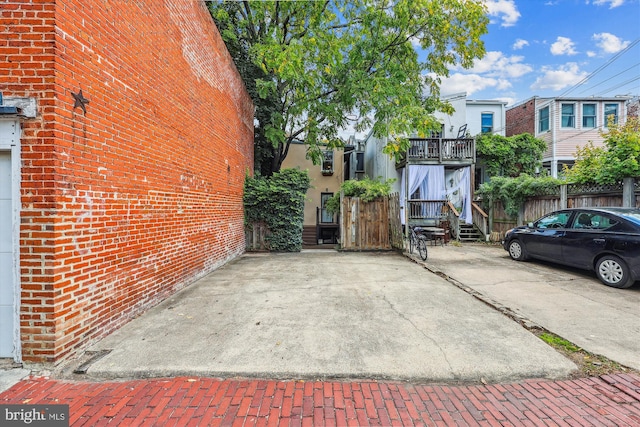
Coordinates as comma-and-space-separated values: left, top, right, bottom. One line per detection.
517, 206, 524, 226
622, 177, 635, 207
488, 203, 494, 236
339, 190, 344, 248
560, 184, 567, 209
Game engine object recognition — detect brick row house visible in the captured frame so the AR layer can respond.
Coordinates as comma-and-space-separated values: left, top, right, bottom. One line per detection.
506, 96, 631, 177
0, 0, 253, 365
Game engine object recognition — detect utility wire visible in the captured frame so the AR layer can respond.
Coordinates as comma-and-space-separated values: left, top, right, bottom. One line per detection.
559, 38, 640, 97
594, 76, 640, 97
575, 62, 640, 95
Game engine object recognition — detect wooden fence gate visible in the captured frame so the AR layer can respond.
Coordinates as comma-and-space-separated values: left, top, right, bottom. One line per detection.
340, 193, 402, 251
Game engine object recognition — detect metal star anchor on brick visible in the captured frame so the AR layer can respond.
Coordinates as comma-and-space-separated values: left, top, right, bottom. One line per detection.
71, 89, 89, 114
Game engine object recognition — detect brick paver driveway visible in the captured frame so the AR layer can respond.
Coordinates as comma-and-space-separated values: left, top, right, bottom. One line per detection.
2, 374, 640, 426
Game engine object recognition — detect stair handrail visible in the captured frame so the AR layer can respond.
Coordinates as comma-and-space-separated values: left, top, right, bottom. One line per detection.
444, 201, 460, 240
471, 202, 488, 241
445, 200, 460, 217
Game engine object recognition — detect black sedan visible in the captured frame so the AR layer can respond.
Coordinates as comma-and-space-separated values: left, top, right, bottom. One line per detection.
503, 207, 640, 289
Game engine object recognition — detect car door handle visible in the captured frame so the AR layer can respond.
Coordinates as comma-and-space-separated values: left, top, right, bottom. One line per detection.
593, 238, 605, 244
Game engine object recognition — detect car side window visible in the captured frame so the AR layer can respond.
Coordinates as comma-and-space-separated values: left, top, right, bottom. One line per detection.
572, 213, 593, 229
589, 214, 618, 230
535, 212, 571, 229
571, 213, 619, 230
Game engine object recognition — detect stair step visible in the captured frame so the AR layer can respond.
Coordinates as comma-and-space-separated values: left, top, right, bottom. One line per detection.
457, 224, 483, 241
302, 226, 317, 244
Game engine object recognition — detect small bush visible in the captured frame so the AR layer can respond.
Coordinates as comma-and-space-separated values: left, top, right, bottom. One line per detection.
325, 177, 396, 214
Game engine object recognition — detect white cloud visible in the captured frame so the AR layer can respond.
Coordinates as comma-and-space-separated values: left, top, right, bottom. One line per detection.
438, 73, 510, 97
592, 32, 630, 54
497, 96, 517, 106
440, 51, 532, 97
483, 0, 520, 27
593, 0, 626, 8
550, 37, 578, 56
530, 63, 588, 91
465, 51, 533, 78
512, 39, 529, 50
586, 51, 597, 57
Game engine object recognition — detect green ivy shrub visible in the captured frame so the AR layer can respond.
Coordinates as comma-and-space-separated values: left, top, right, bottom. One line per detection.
477, 174, 562, 218
476, 133, 547, 177
325, 177, 396, 214
244, 168, 311, 252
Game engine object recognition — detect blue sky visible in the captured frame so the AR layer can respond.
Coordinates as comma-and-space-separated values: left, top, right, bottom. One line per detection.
437, 0, 640, 106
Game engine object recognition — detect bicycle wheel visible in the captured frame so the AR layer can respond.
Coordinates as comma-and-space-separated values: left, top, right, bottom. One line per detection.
417, 237, 428, 261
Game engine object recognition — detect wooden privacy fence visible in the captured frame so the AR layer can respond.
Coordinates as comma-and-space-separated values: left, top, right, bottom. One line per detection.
340, 193, 403, 251
388, 193, 404, 250
487, 179, 640, 241
245, 221, 269, 251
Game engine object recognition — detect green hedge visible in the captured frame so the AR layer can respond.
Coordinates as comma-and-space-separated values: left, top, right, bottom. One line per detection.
477, 174, 562, 218
244, 168, 311, 252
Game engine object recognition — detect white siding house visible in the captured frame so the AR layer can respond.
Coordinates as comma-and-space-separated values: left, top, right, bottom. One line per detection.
359, 93, 506, 240
361, 92, 507, 200
506, 96, 631, 177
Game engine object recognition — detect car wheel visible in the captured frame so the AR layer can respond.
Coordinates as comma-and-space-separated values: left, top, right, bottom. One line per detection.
507, 240, 527, 261
595, 255, 635, 289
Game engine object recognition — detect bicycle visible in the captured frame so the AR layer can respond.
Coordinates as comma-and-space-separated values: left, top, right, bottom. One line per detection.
408, 226, 428, 261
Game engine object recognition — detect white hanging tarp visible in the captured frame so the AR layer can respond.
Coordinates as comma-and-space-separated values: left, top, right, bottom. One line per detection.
445, 166, 472, 224
401, 164, 472, 225
400, 165, 445, 224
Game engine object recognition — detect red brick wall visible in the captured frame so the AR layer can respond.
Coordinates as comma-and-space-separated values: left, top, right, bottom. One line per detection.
505, 98, 536, 136
2, 0, 253, 364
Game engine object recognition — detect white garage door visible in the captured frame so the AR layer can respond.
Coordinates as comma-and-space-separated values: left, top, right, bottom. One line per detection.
0, 149, 14, 357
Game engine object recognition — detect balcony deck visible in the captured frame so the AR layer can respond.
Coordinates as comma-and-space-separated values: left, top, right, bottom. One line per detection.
396, 137, 475, 168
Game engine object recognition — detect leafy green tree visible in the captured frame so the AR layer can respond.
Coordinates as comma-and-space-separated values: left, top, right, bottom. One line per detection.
563, 117, 640, 184
209, 0, 488, 176
476, 133, 547, 177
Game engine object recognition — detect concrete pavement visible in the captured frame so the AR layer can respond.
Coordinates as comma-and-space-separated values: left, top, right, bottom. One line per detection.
76, 250, 575, 382
0, 367, 29, 394
3, 247, 640, 426
423, 243, 640, 371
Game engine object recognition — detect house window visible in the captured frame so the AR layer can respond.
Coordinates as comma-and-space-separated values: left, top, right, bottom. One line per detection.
320, 193, 334, 223
582, 104, 596, 128
604, 103, 618, 127
561, 103, 575, 128
355, 151, 365, 173
429, 124, 444, 138
322, 150, 333, 175
538, 106, 550, 133
481, 113, 493, 134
